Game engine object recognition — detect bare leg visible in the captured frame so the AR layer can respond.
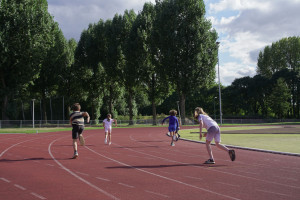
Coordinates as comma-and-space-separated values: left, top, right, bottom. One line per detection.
108, 132, 111, 144
215, 142, 229, 152
171, 131, 175, 143
73, 139, 78, 152
206, 140, 214, 160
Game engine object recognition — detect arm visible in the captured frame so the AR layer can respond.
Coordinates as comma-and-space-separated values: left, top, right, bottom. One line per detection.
161, 116, 169, 125
199, 120, 203, 140
82, 112, 90, 123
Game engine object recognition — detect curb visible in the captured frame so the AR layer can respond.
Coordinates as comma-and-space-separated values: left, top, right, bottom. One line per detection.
180, 138, 300, 157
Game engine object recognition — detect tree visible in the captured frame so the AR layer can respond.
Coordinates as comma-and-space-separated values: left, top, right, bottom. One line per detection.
74, 23, 106, 120
257, 36, 300, 117
0, 0, 54, 120
122, 10, 138, 124
153, 0, 218, 124
269, 78, 291, 118
57, 38, 77, 119
31, 22, 68, 121
102, 17, 126, 118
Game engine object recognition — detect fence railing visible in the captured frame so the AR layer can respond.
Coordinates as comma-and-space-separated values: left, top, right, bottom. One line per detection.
0, 118, 299, 129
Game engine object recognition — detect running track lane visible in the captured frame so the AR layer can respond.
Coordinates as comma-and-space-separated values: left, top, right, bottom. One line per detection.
0, 127, 300, 200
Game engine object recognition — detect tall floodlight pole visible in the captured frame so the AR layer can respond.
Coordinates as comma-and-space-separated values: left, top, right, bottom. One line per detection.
216, 42, 222, 125
32, 99, 35, 128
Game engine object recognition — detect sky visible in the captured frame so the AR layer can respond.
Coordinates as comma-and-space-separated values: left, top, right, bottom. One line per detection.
47, 0, 300, 86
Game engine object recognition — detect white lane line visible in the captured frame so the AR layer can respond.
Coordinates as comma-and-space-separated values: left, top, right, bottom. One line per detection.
14, 184, 26, 190
0, 177, 11, 183
256, 189, 293, 198
145, 190, 169, 198
31, 192, 47, 200
76, 172, 89, 176
85, 146, 240, 200
118, 183, 135, 188
236, 170, 259, 175
0, 134, 56, 158
184, 176, 203, 180
48, 137, 119, 200
0, 138, 39, 158
216, 182, 240, 187
96, 177, 111, 182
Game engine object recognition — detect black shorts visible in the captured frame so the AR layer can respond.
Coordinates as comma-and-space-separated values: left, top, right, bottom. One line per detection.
72, 124, 84, 139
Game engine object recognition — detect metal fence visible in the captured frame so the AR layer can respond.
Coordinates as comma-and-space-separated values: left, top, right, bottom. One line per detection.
0, 118, 299, 129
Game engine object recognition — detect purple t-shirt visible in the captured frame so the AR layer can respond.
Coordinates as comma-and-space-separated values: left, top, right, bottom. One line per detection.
162, 116, 179, 128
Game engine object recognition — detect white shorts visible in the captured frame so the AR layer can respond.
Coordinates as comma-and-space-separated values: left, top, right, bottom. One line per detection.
206, 126, 221, 143
105, 127, 112, 133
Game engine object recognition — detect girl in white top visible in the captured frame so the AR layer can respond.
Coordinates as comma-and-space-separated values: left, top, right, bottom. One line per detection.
194, 107, 235, 164
102, 114, 117, 145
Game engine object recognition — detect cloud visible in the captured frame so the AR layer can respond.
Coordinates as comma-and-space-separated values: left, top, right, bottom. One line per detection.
47, 0, 156, 40
217, 62, 256, 86
208, 0, 300, 85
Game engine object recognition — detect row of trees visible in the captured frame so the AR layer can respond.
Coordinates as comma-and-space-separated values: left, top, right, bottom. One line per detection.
1, 0, 299, 123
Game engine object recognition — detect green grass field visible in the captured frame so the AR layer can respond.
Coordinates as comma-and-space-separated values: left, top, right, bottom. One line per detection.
180, 126, 300, 154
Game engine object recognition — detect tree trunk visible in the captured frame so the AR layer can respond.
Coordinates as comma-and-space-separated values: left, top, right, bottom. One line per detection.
42, 93, 47, 122
1, 94, 9, 120
179, 93, 186, 125
128, 91, 134, 125
151, 73, 157, 125
109, 85, 113, 114
1, 72, 9, 120
152, 100, 157, 125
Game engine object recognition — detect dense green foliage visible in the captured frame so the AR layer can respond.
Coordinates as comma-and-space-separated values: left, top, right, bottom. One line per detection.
0, 0, 299, 122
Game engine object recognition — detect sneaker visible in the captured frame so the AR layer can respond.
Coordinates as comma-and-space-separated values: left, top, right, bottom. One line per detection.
171, 142, 175, 146
166, 132, 170, 137
79, 135, 85, 146
72, 151, 78, 159
204, 159, 215, 164
176, 133, 180, 141
173, 135, 177, 141
108, 142, 112, 145
229, 150, 236, 161
104, 138, 107, 144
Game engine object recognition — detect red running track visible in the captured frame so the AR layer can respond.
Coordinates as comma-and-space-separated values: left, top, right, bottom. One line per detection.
1, 127, 300, 200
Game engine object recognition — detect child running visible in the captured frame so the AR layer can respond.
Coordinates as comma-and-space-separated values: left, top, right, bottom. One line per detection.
102, 114, 117, 145
162, 110, 179, 146
194, 107, 235, 164
69, 103, 90, 159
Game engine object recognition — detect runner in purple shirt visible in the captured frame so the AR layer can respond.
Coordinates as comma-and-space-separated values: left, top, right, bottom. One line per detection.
162, 110, 179, 146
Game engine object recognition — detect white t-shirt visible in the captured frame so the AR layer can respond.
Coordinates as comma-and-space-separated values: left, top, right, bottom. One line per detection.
103, 118, 115, 129
197, 114, 218, 130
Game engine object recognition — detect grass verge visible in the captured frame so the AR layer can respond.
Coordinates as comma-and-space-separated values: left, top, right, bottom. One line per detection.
179, 127, 300, 154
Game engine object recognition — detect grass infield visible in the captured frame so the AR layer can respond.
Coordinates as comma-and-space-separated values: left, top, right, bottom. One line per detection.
179, 125, 300, 154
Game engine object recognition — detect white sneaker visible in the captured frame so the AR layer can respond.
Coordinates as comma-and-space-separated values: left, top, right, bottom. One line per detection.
104, 138, 107, 144
171, 142, 175, 146
173, 135, 177, 141
108, 142, 112, 145
72, 151, 78, 159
